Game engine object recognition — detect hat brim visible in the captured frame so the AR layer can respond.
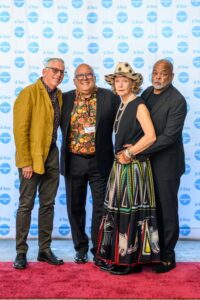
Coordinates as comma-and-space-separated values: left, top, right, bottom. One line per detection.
105, 72, 143, 86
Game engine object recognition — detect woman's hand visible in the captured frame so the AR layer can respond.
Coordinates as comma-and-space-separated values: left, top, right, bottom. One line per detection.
116, 150, 132, 165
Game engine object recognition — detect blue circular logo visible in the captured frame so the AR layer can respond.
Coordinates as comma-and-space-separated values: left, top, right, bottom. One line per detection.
101, 0, 112, 8
191, 0, 200, 6
194, 117, 200, 129
30, 224, 38, 236
182, 132, 190, 144
103, 57, 114, 69
59, 194, 66, 205
0, 194, 11, 205
0, 72, 11, 83
0, 132, 11, 144
0, 163, 11, 174
131, 0, 142, 7
0, 11, 10, 22
15, 87, 23, 96
14, 26, 25, 38
147, 11, 157, 22
176, 11, 187, 22
193, 56, 200, 68
88, 43, 99, 54
29, 72, 39, 83
72, 0, 83, 8
28, 42, 39, 53
72, 27, 84, 38
194, 87, 200, 98
59, 224, 70, 236
162, 26, 173, 38
194, 149, 200, 160
118, 42, 129, 53
43, 0, 53, 8
117, 12, 128, 23
133, 57, 144, 68
179, 225, 190, 236
14, 0, 25, 7
148, 42, 158, 53
14, 179, 20, 189
58, 42, 69, 54
184, 163, 191, 175
102, 27, 113, 38
177, 41, 188, 53
194, 179, 200, 190
27, 12, 39, 23
192, 26, 200, 37
0, 102, 11, 113
161, 0, 172, 7
178, 72, 189, 83
43, 27, 54, 38
0, 41, 10, 53
73, 57, 84, 68
57, 12, 68, 23
15, 57, 25, 68
179, 194, 191, 205
87, 12, 98, 23
194, 209, 200, 220
0, 224, 10, 236
132, 27, 143, 38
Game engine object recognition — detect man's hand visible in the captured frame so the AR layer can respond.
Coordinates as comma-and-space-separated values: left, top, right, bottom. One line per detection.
22, 166, 33, 179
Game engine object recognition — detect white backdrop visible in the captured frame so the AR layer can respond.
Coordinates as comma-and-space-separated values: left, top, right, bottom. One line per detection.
0, 0, 200, 239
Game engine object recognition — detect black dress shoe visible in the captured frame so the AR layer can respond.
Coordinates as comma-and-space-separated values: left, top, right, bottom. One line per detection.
13, 253, 27, 269
74, 251, 88, 264
110, 264, 142, 275
93, 256, 107, 267
37, 249, 64, 265
100, 263, 115, 272
153, 261, 176, 273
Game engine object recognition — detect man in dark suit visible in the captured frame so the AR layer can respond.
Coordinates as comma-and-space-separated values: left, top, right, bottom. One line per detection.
139, 59, 187, 272
60, 63, 120, 265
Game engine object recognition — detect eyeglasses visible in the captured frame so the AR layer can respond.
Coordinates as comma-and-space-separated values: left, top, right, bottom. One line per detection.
46, 67, 67, 76
75, 73, 94, 80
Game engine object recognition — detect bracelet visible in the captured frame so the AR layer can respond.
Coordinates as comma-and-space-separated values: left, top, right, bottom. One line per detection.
126, 148, 136, 160
123, 149, 132, 160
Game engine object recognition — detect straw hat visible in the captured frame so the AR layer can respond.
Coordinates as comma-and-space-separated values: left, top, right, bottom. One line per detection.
105, 62, 143, 86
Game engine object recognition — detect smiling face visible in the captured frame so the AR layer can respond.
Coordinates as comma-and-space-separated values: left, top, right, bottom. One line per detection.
152, 61, 174, 94
73, 64, 96, 97
42, 59, 65, 90
114, 76, 135, 102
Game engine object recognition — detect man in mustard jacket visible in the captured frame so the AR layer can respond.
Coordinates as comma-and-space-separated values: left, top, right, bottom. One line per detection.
13, 58, 65, 269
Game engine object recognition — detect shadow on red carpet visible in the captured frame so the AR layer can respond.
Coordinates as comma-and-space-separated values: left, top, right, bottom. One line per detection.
0, 262, 200, 299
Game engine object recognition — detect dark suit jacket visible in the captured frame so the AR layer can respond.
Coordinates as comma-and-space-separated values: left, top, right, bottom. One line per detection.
60, 87, 120, 176
139, 84, 187, 180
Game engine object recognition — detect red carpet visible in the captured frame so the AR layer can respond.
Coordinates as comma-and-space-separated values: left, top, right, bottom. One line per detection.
0, 262, 200, 299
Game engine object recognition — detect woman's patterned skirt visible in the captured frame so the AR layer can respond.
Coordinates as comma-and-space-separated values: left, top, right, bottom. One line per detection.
97, 159, 160, 266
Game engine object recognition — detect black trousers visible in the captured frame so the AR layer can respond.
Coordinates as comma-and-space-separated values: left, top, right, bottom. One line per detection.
65, 153, 109, 255
153, 175, 180, 262
16, 146, 59, 254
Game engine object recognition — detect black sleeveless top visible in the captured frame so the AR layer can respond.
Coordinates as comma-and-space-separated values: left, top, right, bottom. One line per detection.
115, 97, 145, 154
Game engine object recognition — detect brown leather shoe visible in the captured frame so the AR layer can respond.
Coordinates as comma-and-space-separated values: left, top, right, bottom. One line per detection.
13, 253, 27, 269
37, 249, 64, 265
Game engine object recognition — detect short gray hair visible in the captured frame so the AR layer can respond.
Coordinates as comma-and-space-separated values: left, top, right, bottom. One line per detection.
44, 58, 65, 68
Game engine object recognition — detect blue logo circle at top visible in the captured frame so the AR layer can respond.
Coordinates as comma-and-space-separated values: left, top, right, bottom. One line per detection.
191, 0, 200, 6
103, 57, 115, 69
14, 26, 25, 38
43, 27, 54, 38
14, 179, 20, 189
0, 102, 11, 113
194, 209, 200, 220
30, 224, 38, 236
179, 225, 190, 236
88, 43, 99, 54
72, 0, 83, 8
58, 42, 69, 54
194, 179, 200, 190
184, 163, 191, 175
177, 41, 188, 53
176, 11, 187, 22
59, 224, 70, 236
0, 41, 10, 53
27, 11, 39, 23
178, 72, 189, 83
148, 42, 158, 53
15, 87, 23, 96
133, 57, 144, 68
43, 0, 53, 8
14, 57, 25, 68
0, 224, 10, 236
182, 132, 190, 144
132, 27, 143, 38
0, 163, 11, 174
28, 42, 39, 53
162, 26, 173, 38
131, 0, 142, 7
194, 87, 200, 98
73, 57, 84, 68
0, 132, 11, 144
147, 11, 157, 22
179, 194, 191, 205
62, 73, 69, 84
0, 194, 11, 205
117, 12, 128, 23
193, 56, 200, 68
194, 117, 200, 129
14, 0, 25, 7
0, 72, 11, 83
87, 12, 98, 23
57, 12, 68, 23
29, 72, 39, 83
192, 26, 200, 37
0, 11, 10, 22
102, 27, 113, 38
102, 0, 112, 8
117, 42, 129, 53
161, 0, 172, 7
59, 194, 66, 205
72, 27, 84, 39
194, 149, 200, 160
